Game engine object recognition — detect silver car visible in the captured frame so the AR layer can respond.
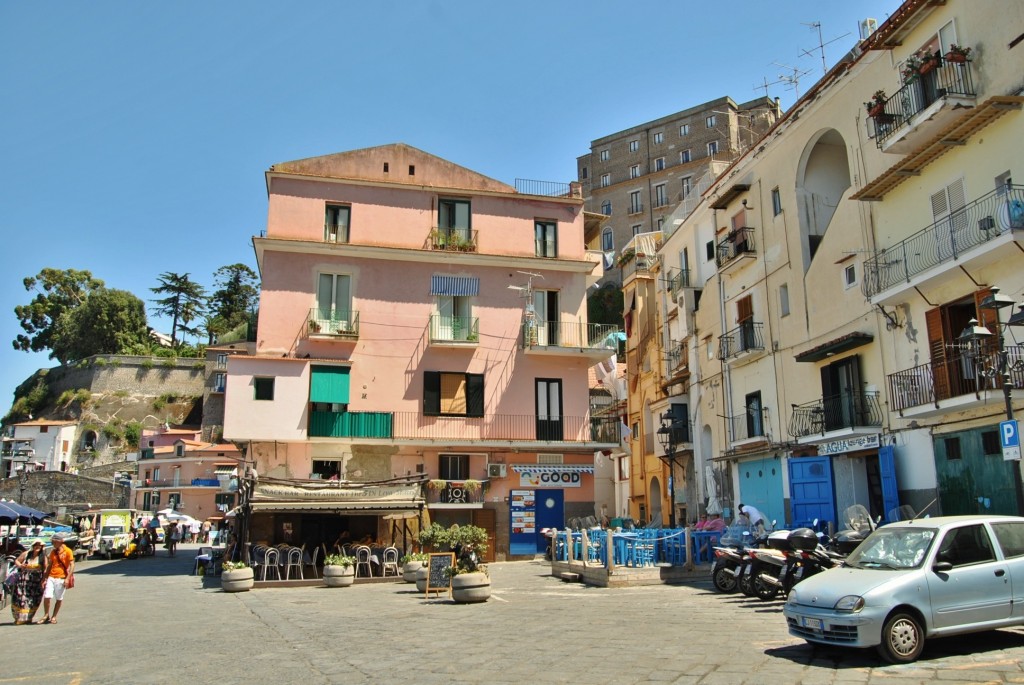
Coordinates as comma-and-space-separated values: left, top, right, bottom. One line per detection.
783, 515, 1024, 663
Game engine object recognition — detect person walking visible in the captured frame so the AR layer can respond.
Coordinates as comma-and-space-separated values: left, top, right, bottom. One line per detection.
167, 522, 181, 557
201, 520, 211, 544
10, 538, 47, 624
40, 533, 74, 625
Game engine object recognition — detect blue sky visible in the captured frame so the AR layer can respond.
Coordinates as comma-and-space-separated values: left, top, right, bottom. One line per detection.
0, 1, 900, 418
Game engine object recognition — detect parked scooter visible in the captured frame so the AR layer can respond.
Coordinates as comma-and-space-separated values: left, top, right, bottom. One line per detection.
741, 527, 789, 601
780, 525, 844, 593
710, 522, 756, 593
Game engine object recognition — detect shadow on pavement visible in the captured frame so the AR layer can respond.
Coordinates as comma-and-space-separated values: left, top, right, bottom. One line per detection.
75, 545, 204, 579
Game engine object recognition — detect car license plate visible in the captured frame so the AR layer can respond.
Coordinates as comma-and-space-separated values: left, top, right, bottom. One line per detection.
802, 617, 823, 630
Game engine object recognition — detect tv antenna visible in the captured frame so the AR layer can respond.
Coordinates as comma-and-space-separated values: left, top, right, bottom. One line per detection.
509, 271, 543, 333
760, 61, 813, 99
799, 22, 851, 76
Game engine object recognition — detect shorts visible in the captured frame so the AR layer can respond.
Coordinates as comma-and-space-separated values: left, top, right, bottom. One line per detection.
43, 577, 66, 601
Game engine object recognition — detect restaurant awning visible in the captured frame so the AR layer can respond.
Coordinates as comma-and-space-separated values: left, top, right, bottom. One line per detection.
509, 464, 595, 474
247, 482, 424, 516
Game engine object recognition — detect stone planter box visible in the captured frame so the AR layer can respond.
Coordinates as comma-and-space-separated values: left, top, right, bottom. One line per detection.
221, 567, 254, 593
324, 564, 355, 587
415, 566, 429, 593
451, 572, 490, 603
402, 560, 424, 583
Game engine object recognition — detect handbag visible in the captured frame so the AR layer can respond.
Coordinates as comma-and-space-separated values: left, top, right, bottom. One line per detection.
65, 573, 75, 589
3, 569, 18, 591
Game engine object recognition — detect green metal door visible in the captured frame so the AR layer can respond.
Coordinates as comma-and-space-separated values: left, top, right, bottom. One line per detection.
934, 426, 1017, 515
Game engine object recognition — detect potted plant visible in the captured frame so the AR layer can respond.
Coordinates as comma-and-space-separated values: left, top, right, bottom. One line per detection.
221, 560, 254, 592
417, 522, 449, 552
447, 524, 491, 603
917, 49, 941, 75
323, 553, 356, 587
901, 52, 923, 83
865, 90, 887, 117
945, 43, 971, 63
401, 552, 430, 583
309, 319, 321, 333
616, 248, 636, 267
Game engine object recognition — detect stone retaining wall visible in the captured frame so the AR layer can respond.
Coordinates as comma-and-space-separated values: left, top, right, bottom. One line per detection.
0, 470, 129, 515
45, 355, 206, 398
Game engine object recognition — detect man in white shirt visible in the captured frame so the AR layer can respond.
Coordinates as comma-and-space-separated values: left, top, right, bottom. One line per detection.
737, 503, 767, 532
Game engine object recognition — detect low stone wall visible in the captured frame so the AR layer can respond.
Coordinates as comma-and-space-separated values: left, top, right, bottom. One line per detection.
0, 470, 129, 516
550, 558, 709, 587
45, 355, 206, 398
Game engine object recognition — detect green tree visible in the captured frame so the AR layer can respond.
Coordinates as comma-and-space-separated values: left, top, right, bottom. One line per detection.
50, 288, 150, 363
150, 272, 207, 347
587, 283, 625, 328
13, 268, 104, 357
208, 264, 259, 341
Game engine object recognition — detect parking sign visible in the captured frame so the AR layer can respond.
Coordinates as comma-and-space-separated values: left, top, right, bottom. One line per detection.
1001, 419, 1021, 461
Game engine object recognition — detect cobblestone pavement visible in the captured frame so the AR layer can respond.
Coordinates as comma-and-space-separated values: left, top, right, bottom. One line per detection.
4, 543, 1024, 684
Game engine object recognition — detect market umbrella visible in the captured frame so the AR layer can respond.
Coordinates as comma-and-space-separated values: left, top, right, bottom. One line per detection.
0, 501, 22, 525
0, 500, 53, 524
165, 512, 197, 525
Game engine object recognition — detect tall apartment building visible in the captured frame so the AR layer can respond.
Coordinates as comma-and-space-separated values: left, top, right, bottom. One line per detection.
577, 96, 780, 285
224, 144, 619, 559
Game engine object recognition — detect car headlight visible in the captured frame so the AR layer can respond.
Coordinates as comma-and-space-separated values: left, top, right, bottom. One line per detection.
786, 590, 797, 604
835, 595, 865, 612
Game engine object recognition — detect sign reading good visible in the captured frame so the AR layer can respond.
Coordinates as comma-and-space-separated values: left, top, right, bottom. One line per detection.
518, 471, 583, 488
818, 433, 880, 456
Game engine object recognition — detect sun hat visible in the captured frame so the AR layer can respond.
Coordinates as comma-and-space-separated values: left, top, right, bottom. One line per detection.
30, 538, 44, 547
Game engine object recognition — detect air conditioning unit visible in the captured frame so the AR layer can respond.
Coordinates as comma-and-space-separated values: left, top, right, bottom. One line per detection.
487, 463, 507, 479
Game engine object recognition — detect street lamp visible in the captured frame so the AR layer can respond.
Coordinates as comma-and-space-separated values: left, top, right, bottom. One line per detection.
656, 413, 682, 529
958, 286, 1024, 515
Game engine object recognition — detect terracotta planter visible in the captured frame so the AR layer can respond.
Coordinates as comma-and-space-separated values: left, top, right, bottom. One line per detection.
323, 564, 355, 587
945, 52, 967, 63
918, 60, 937, 75
221, 567, 254, 593
451, 572, 491, 603
868, 103, 885, 118
402, 560, 424, 583
415, 566, 429, 593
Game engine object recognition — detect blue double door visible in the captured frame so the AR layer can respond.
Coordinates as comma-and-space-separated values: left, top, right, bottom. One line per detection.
788, 446, 899, 530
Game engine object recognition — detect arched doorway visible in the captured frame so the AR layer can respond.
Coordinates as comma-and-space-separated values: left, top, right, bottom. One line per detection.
795, 129, 851, 270
648, 476, 663, 527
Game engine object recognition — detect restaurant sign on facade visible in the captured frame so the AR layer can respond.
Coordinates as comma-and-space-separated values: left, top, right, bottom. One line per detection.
511, 464, 595, 489
817, 433, 880, 456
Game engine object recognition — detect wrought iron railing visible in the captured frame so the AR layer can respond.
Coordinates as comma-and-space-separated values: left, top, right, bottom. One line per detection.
666, 268, 694, 292
871, 57, 975, 148
424, 480, 490, 505
887, 345, 1024, 412
515, 179, 574, 197
718, 321, 764, 360
726, 408, 770, 443
863, 185, 1024, 298
628, 202, 644, 215
666, 340, 687, 371
788, 391, 883, 438
429, 315, 480, 344
309, 410, 620, 444
429, 227, 479, 252
308, 309, 360, 338
715, 227, 756, 268
521, 321, 620, 350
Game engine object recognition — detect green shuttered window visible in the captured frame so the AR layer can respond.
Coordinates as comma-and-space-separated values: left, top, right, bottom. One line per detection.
310, 366, 350, 404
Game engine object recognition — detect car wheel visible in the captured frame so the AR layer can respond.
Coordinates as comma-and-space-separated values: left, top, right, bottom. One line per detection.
712, 563, 738, 593
877, 611, 924, 664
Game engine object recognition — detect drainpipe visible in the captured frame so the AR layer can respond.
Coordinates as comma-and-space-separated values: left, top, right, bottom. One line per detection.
714, 208, 735, 502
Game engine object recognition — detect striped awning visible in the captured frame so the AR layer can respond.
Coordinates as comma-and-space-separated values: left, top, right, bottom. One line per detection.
509, 464, 595, 474
431, 275, 479, 297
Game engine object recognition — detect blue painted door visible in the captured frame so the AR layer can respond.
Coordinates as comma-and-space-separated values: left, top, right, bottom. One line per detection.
534, 489, 564, 553
788, 456, 836, 530
878, 445, 901, 522
738, 456, 785, 528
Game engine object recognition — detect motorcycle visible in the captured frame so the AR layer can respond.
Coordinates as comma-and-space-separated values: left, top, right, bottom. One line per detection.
742, 527, 789, 601
710, 522, 755, 593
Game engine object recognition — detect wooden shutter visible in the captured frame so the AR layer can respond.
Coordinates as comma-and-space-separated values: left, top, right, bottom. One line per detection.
466, 374, 485, 418
974, 288, 998, 356
423, 371, 441, 416
441, 374, 467, 415
925, 307, 951, 400
736, 295, 753, 323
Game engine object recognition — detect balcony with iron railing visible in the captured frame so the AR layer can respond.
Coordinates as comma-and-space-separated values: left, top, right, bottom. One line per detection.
788, 391, 883, 440
628, 202, 644, 216
424, 479, 490, 505
715, 227, 756, 270
666, 268, 695, 293
665, 339, 688, 374
514, 178, 578, 198
308, 309, 360, 339
888, 345, 1024, 416
429, 315, 479, 345
309, 410, 621, 445
620, 251, 654, 281
428, 227, 479, 252
521, 321, 619, 360
718, 321, 765, 360
726, 408, 770, 444
869, 56, 976, 153
863, 185, 1024, 302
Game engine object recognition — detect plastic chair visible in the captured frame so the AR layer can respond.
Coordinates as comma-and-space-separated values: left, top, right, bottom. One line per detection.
261, 548, 281, 581
354, 545, 373, 578
305, 545, 321, 579
284, 547, 304, 580
192, 546, 213, 575
381, 547, 400, 577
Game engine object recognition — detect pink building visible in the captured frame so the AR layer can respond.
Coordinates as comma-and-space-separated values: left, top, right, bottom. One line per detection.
132, 439, 242, 522
224, 144, 618, 559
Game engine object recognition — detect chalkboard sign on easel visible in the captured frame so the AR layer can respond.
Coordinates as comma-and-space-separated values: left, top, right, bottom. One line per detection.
426, 552, 454, 599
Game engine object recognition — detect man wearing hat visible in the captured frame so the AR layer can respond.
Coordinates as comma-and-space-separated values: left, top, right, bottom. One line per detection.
39, 533, 74, 624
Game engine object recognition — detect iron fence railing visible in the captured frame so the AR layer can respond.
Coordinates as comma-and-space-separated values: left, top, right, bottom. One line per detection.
515, 178, 573, 197
429, 315, 480, 343
424, 480, 490, 505
864, 185, 1024, 298
428, 227, 479, 252
718, 321, 764, 360
726, 408, 770, 443
621, 252, 654, 280
666, 268, 694, 292
715, 227, 756, 268
521, 321, 620, 350
666, 339, 687, 371
310, 410, 621, 444
308, 309, 360, 338
871, 57, 975, 148
887, 345, 1024, 412
788, 391, 883, 438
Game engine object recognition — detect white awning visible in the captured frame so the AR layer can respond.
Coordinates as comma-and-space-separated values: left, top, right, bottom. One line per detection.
509, 464, 595, 474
